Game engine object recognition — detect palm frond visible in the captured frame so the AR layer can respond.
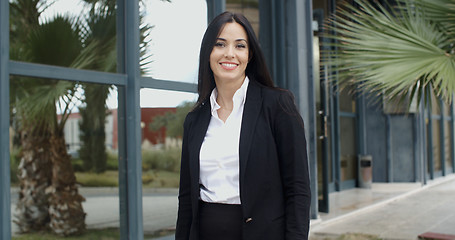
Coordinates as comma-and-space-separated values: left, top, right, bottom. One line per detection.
412, 0, 455, 42
324, 0, 455, 107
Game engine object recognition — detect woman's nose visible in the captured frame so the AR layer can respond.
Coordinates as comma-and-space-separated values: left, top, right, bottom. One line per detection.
224, 46, 235, 58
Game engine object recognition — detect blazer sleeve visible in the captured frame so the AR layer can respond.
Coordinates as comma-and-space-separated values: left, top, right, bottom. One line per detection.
175, 114, 193, 240
273, 90, 311, 240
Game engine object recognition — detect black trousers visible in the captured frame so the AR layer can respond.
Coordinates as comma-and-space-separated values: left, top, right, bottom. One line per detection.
198, 201, 243, 240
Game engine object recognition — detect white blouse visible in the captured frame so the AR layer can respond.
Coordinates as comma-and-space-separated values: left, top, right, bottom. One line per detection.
199, 77, 249, 204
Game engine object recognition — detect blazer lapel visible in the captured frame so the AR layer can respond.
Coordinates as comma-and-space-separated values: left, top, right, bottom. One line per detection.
188, 102, 211, 187
239, 81, 263, 183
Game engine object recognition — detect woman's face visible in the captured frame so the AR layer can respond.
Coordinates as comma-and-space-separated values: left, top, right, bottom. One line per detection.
209, 22, 249, 85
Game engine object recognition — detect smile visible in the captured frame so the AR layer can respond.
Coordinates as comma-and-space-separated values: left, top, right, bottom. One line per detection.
220, 62, 238, 70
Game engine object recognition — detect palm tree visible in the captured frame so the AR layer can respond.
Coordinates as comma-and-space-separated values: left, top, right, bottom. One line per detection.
77, 0, 162, 173
15, 15, 100, 235
77, 1, 117, 173
325, 0, 455, 108
10, 0, 99, 234
10, 0, 55, 233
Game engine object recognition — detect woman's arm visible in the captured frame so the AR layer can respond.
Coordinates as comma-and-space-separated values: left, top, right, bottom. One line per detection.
175, 115, 193, 240
274, 90, 311, 240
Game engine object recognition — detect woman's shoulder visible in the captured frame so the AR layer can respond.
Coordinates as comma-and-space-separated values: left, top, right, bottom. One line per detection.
253, 82, 296, 108
183, 101, 209, 126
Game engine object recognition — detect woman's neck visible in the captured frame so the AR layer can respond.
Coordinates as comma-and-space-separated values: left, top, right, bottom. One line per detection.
215, 77, 245, 110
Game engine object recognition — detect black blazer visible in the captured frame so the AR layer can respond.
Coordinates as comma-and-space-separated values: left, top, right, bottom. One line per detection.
175, 80, 311, 240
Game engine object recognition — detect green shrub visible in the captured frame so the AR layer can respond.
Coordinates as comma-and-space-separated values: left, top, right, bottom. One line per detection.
142, 147, 181, 172
72, 151, 117, 172
75, 171, 118, 187
106, 151, 118, 170
71, 157, 84, 172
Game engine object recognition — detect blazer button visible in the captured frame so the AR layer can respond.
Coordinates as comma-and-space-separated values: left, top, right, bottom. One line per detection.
245, 217, 253, 223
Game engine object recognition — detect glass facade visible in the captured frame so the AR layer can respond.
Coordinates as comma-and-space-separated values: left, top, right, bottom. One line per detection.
10, 1, 117, 73
10, 77, 120, 236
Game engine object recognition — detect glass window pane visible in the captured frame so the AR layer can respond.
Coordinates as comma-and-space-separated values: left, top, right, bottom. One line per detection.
443, 102, 451, 116
141, 0, 207, 83
10, 76, 120, 237
432, 120, 442, 172
444, 121, 453, 171
340, 117, 357, 181
140, 88, 197, 238
339, 87, 356, 113
430, 90, 441, 115
10, 0, 117, 73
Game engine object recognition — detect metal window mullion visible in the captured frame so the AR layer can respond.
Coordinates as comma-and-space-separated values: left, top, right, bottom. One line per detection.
386, 114, 393, 182
117, 0, 143, 239
116, 0, 128, 239
9, 61, 127, 85
427, 103, 434, 180
333, 88, 341, 191
0, 0, 11, 239
139, 77, 197, 93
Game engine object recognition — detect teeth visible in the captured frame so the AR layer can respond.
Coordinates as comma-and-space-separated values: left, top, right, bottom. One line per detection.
221, 63, 237, 67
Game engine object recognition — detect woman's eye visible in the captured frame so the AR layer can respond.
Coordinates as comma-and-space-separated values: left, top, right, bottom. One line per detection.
236, 44, 246, 48
214, 42, 225, 47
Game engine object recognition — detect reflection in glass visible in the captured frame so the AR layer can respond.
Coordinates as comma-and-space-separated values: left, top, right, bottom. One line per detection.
340, 117, 357, 181
10, 77, 120, 236
10, 0, 118, 73
140, 89, 197, 237
142, 0, 207, 82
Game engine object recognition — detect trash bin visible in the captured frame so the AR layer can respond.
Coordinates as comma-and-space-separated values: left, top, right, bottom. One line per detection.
358, 155, 372, 188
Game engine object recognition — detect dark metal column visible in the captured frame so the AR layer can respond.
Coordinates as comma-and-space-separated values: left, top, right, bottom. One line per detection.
206, 0, 225, 22
427, 103, 434, 180
440, 99, 446, 175
386, 115, 393, 182
328, 0, 341, 192
117, 0, 143, 239
0, 0, 11, 239
452, 100, 455, 173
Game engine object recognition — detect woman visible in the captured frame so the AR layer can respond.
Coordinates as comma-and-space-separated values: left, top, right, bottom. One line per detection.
176, 11, 311, 240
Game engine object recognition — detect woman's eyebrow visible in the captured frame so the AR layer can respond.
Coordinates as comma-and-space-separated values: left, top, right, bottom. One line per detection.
216, 37, 247, 42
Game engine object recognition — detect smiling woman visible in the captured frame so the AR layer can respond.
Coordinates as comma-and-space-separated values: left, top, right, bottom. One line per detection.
176, 11, 311, 240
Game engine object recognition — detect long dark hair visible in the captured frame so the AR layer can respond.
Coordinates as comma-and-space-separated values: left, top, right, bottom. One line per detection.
196, 11, 274, 107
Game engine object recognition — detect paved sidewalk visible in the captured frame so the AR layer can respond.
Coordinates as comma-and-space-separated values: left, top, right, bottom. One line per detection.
10, 175, 455, 239
310, 175, 455, 239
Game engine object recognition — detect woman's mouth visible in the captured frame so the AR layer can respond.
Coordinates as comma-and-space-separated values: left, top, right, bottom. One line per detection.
220, 62, 238, 70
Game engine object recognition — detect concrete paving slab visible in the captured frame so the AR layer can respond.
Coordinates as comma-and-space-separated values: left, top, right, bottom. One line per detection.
310, 175, 455, 240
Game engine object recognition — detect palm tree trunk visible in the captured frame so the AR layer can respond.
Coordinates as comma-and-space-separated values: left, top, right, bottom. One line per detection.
48, 131, 86, 236
14, 128, 52, 232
